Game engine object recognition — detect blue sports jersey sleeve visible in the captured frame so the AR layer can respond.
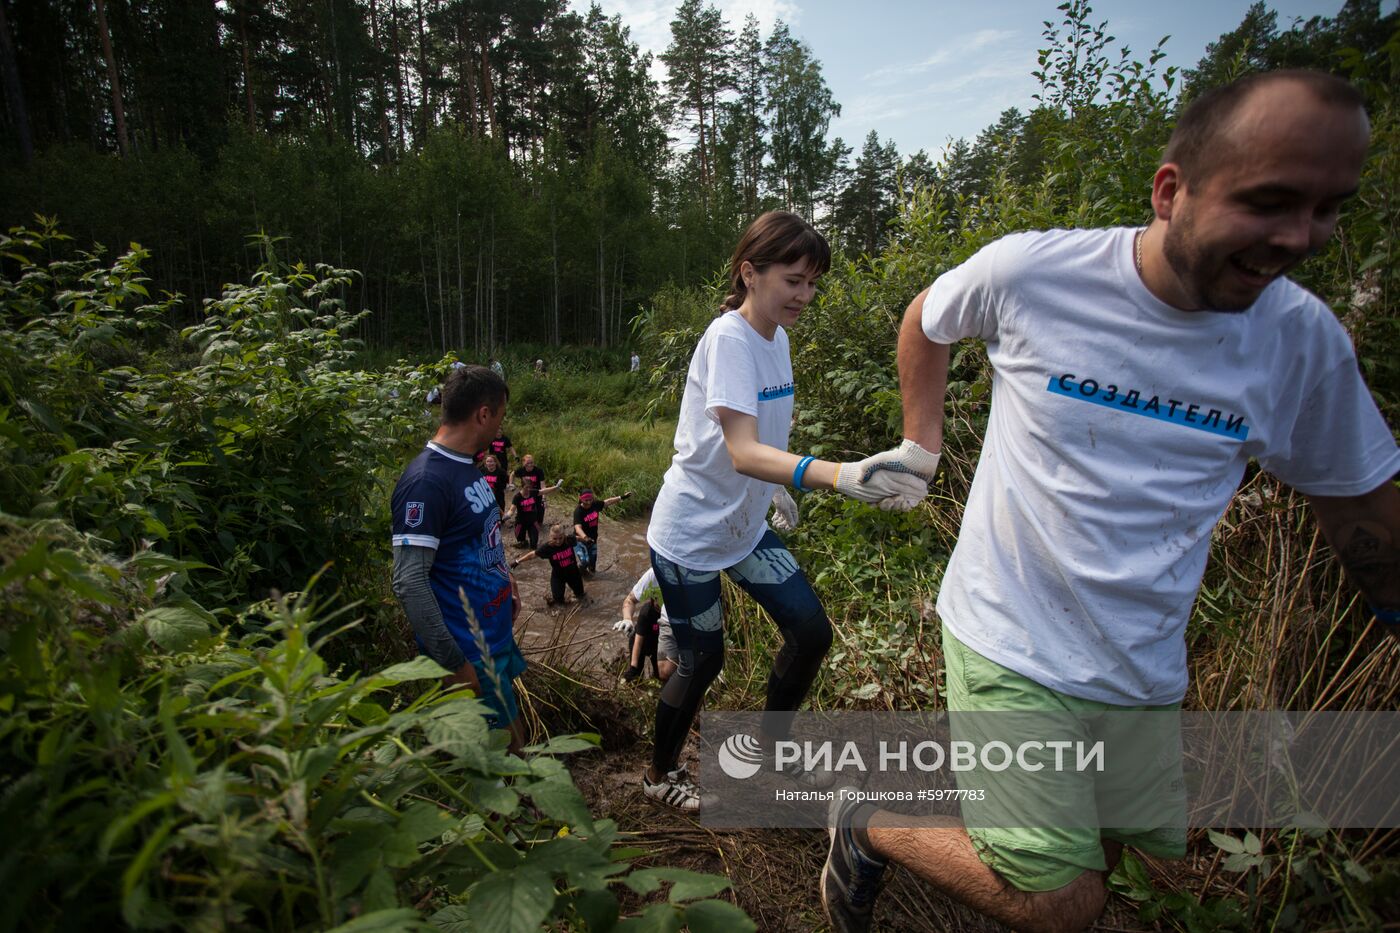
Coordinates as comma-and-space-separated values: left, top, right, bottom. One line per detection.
392, 468, 448, 550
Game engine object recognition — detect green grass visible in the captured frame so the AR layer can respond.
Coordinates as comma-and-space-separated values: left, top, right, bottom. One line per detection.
348, 344, 678, 515
506, 370, 676, 515
349, 341, 635, 378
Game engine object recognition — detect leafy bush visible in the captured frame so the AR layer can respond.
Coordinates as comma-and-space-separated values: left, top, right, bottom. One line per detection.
631, 279, 725, 421
0, 225, 753, 930
0, 223, 423, 607
0, 515, 750, 932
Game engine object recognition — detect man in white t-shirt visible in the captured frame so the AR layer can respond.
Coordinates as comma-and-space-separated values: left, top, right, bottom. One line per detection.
822, 70, 1400, 933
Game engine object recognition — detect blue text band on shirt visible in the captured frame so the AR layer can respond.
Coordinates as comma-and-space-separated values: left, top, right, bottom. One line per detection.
759, 382, 795, 401
1047, 374, 1250, 440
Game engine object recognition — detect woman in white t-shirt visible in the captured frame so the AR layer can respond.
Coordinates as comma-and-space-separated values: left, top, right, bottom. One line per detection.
641, 211, 928, 811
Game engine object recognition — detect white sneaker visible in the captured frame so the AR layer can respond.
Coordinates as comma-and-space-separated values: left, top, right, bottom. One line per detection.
642, 766, 701, 812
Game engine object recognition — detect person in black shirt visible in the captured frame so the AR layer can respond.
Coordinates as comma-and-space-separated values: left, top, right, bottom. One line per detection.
488, 426, 515, 466
480, 453, 509, 512
572, 488, 631, 574
507, 477, 546, 550
513, 453, 545, 489
512, 522, 588, 606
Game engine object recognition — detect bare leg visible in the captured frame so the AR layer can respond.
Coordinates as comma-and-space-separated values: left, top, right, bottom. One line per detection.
866, 813, 1110, 933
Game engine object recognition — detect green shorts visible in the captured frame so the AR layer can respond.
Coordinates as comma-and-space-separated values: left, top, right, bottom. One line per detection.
942, 624, 1187, 892
471, 641, 528, 728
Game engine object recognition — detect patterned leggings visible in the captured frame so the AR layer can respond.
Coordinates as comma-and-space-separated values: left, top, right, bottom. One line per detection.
649, 529, 832, 774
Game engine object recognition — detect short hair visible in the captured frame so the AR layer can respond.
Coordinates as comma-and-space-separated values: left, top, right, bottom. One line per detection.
1165, 69, 1365, 183
440, 365, 508, 426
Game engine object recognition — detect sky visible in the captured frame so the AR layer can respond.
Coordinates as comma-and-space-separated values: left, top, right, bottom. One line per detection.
566, 0, 1393, 159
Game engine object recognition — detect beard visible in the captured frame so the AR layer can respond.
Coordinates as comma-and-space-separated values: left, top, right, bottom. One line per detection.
1161, 208, 1247, 313
1161, 206, 1306, 313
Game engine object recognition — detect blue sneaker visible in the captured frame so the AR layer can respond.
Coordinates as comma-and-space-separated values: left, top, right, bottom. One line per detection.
821, 790, 888, 933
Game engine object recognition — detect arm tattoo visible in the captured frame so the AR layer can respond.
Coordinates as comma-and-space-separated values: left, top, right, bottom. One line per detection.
1335, 520, 1400, 606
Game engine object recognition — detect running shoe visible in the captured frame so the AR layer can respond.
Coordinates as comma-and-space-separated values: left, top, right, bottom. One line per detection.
642, 766, 701, 812
821, 790, 889, 933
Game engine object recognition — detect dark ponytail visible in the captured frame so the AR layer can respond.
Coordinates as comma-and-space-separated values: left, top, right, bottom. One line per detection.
721, 211, 831, 311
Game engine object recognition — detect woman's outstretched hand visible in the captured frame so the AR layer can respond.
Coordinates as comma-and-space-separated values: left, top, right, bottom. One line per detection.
833, 439, 940, 511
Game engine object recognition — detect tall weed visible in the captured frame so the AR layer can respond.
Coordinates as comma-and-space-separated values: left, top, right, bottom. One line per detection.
0, 514, 748, 931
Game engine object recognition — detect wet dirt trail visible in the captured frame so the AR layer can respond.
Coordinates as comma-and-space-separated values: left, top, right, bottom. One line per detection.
508, 489, 652, 676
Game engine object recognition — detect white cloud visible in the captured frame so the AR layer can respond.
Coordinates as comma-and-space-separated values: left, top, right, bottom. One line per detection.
834, 56, 1036, 155
862, 28, 1018, 86
572, 0, 673, 54
569, 0, 804, 90
716, 0, 803, 33
571, 0, 803, 59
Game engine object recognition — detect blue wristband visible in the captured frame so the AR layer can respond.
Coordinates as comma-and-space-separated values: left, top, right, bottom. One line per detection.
792, 455, 816, 492
1371, 605, 1400, 626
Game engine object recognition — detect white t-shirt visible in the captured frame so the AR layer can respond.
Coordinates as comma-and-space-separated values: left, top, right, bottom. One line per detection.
648, 311, 794, 570
924, 227, 1400, 706
631, 568, 669, 624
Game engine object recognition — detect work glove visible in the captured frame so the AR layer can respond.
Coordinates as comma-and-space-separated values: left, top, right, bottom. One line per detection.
770, 487, 799, 532
833, 440, 940, 511
613, 619, 634, 636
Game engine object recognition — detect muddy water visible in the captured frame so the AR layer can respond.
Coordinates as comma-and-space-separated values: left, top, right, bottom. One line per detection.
509, 490, 653, 678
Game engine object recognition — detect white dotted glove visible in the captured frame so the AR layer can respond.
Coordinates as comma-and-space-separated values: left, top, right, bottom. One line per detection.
613, 619, 634, 636
833, 440, 940, 511
770, 487, 799, 532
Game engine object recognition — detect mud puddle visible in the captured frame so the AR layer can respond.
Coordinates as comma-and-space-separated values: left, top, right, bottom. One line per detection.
509, 489, 651, 678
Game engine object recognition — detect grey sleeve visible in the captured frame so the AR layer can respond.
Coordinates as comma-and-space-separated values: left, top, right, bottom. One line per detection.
391, 544, 466, 672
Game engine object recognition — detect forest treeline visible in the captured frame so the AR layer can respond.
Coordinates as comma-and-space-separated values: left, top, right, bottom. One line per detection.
1, 0, 1393, 354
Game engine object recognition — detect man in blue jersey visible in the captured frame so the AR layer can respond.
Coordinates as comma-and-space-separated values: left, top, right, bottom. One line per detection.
391, 364, 526, 753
